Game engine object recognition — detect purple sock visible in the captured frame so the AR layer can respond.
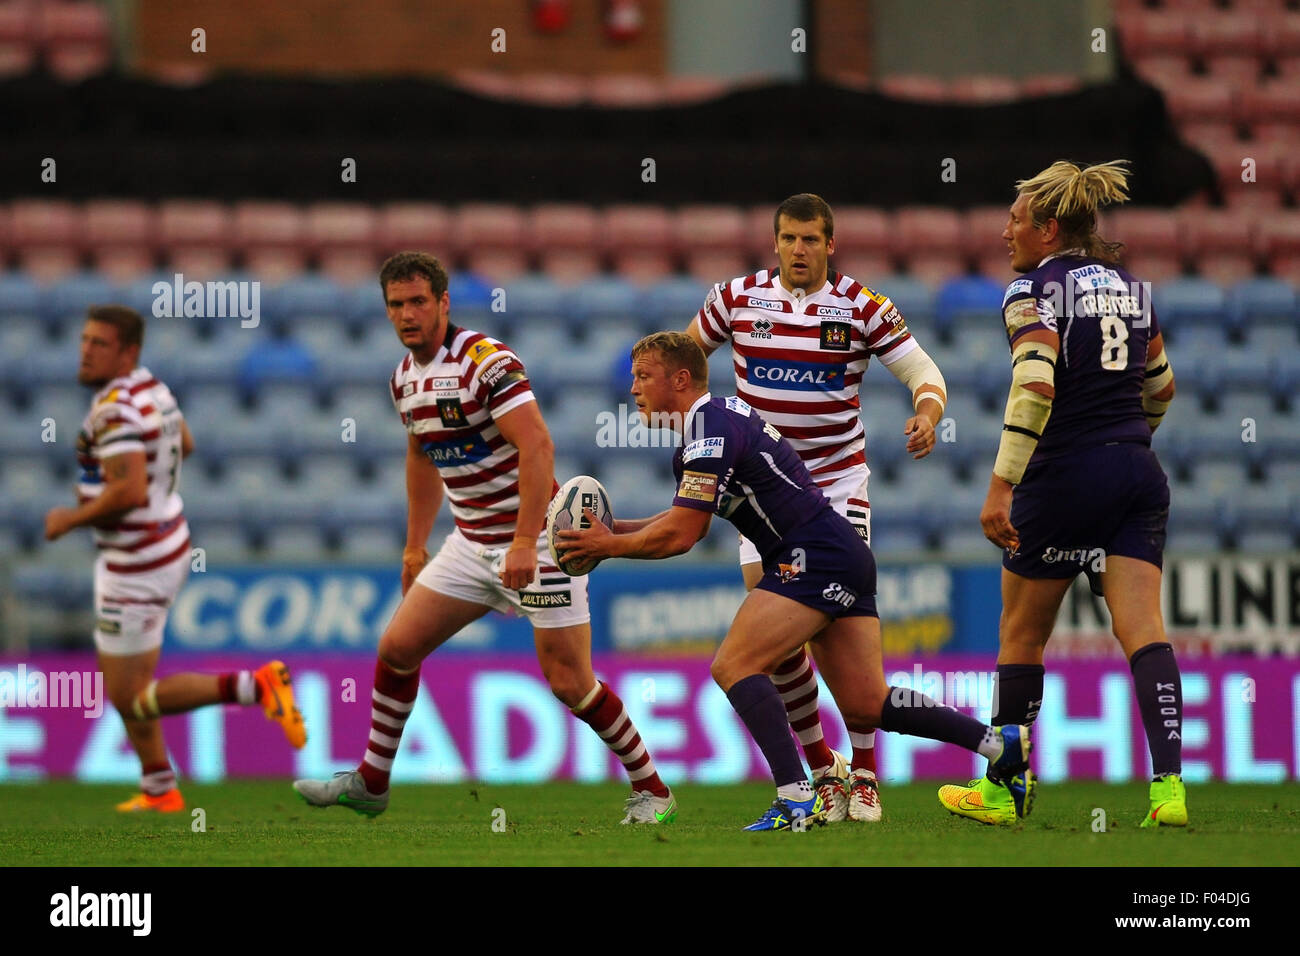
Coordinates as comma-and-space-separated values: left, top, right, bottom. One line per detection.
1130, 642, 1183, 778
726, 674, 806, 787
993, 663, 1045, 726
879, 686, 988, 753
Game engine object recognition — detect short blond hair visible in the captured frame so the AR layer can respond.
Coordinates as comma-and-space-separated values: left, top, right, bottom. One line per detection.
1016, 159, 1131, 264
631, 331, 708, 388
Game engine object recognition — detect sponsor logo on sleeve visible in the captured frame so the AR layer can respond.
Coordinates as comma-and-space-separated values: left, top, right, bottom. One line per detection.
468, 340, 499, 364
683, 436, 726, 462
479, 355, 525, 394
724, 396, 752, 415
819, 320, 851, 351
1002, 278, 1034, 305
1003, 298, 1041, 334
677, 470, 718, 502
1033, 299, 1059, 331
882, 305, 908, 337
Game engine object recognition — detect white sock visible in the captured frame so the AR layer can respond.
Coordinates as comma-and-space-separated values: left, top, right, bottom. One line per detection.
236, 671, 257, 706
976, 726, 1002, 761
776, 780, 813, 803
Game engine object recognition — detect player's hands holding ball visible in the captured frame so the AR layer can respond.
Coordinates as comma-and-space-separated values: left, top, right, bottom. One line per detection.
556, 508, 613, 569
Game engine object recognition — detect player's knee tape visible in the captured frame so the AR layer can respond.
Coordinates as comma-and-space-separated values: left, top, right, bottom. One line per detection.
994, 339, 1058, 485
130, 680, 160, 720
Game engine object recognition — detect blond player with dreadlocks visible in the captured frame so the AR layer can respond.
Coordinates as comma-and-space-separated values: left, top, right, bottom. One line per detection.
938, 160, 1186, 828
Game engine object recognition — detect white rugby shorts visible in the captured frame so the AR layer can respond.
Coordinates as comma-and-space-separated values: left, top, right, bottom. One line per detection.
738, 470, 870, 566
415, 527, 590, 629
93, 551, 191, 656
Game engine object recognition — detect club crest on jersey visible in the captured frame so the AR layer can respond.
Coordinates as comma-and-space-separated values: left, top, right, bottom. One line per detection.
819, 321, 851, 351
751, 316, 773, 339
437, 398, 467, 427
748, 358, 845, 392
778, 546, 807, 583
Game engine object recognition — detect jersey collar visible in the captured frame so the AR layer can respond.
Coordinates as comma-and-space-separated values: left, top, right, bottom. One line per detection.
773, 269, 833, 301
684, 391, 712, 433
1037, 248, 1087, 268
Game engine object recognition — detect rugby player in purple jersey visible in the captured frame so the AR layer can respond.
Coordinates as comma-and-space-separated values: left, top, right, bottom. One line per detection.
559, 332, 1034, 830
938, 160, 1186, 827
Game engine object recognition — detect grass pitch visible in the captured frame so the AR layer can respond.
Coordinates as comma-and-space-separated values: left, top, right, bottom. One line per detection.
1, 780, 1296, 867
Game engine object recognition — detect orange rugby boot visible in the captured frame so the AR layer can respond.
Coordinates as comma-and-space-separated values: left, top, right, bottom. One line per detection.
254, 660, 307, 749
115, 788, 185, 813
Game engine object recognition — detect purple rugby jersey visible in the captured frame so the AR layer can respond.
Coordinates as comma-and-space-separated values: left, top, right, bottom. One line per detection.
669, 393, 830, 567
1001, 254, 1162, 462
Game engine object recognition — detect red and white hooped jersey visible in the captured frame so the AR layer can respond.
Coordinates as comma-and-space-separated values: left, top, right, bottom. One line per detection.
77, 366, 190, 573
695, 268, 918, 487
390, 323, 554, 547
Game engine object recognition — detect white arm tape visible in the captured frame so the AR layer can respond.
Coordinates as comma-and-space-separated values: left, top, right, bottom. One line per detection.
884, 345, 947, 413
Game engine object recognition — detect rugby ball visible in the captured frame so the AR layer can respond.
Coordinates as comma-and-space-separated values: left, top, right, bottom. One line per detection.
546, 475, 614, 577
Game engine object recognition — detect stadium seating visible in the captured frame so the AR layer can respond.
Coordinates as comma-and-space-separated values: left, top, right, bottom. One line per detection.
1, 206, 1296, 575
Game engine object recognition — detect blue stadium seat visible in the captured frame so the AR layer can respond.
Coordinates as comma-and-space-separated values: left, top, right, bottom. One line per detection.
44, 273, 117, 325
935, 275, 1004, 338
1227, 277, 1297, 330
507, 323, 579, 396
314, 326, 399, 389
115, 273, 171, 319
263, 275, 346, 324
0, 317, 48, 381
641, 276, 710, 326
1152, 277, 1227, 327
293, 313, 352, 360
869, 275, 936, 325
501, 274, 566, 321
0, 272, 42, 319
448, 271, 497, 325
571, 276, 639, 324
547, 387, 613, 460
338, 281, 386, 327
1248, 323, 1300, 355
236, 337, 317, 392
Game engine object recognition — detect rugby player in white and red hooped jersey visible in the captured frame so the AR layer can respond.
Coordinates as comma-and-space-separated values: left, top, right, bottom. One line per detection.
294, 252, 676, 824
42, 306, 306, 814
686, 193, 948, 823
